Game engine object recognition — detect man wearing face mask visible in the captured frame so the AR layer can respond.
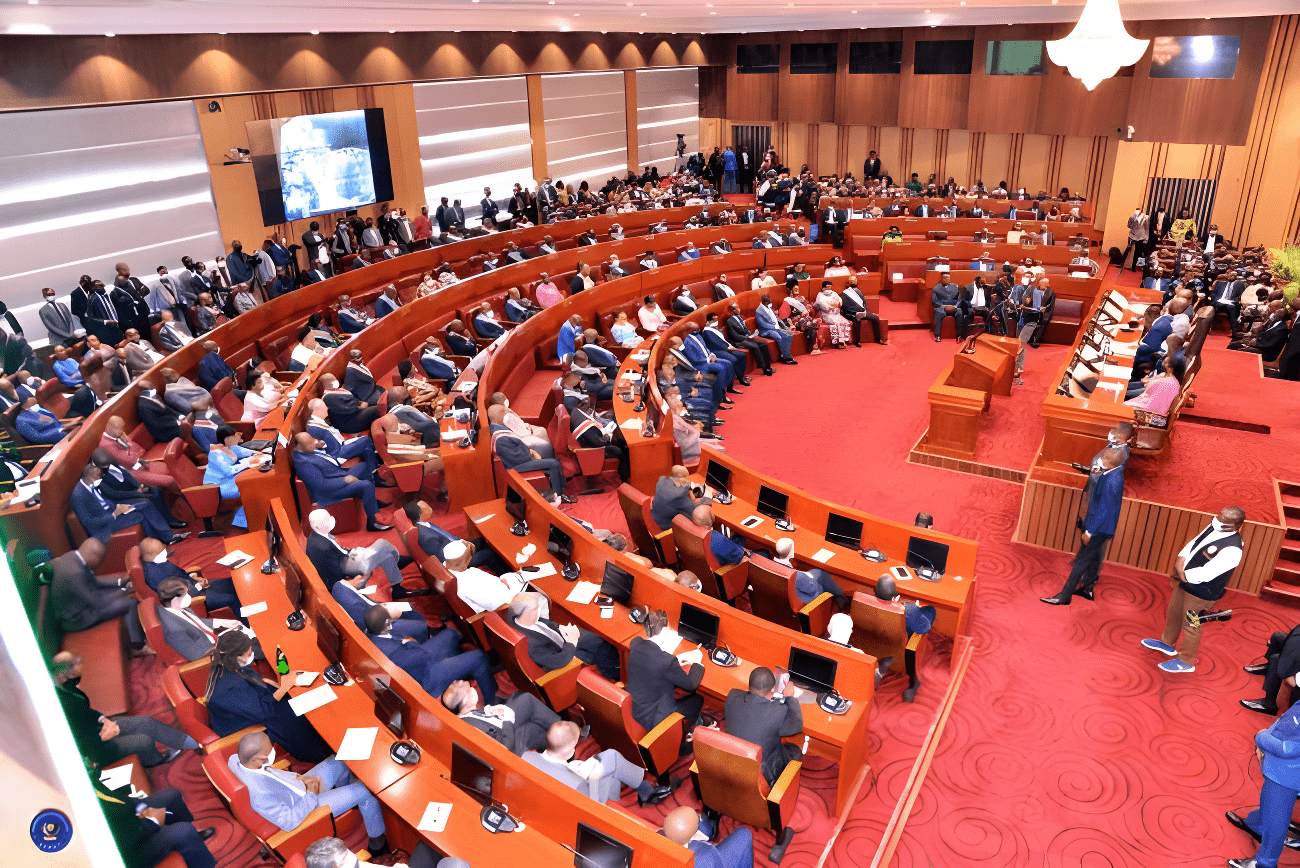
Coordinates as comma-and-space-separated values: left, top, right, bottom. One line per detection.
38, 287, 84, 347
304, 509, 411, 593
304, 836, 460, 868
156, 577, 259, 661
140, 536, 242, 614
363, 604, 497, 704
52, 650, 199, 767
231, 731, 389, 856
1142, 506, 1247, 673
1041, 447, 1127, 605
441, 678, 561, 756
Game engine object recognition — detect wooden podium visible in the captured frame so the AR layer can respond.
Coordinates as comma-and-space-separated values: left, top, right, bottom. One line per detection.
919, 335, 1018, 460
950, 334, 1018, 396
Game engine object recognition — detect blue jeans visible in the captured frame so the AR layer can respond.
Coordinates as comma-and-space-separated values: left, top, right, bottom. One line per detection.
312, 758, 385, 838
1245, 776, 1298, 867
723, 170, 736, 194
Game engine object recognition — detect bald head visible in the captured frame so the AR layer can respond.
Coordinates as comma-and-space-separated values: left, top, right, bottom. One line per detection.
238, 731, 272, 767
486, 404, 507, 424
662, 807, 700, 846
691, 505, 714, 528
875, 574, 898, 601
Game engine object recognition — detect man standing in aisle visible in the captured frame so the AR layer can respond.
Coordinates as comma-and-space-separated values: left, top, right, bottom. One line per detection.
1122, 207, 1150, 273
1142, 505, 1245, 673
722, 146, 737, 195
1040, 447, 1126, 605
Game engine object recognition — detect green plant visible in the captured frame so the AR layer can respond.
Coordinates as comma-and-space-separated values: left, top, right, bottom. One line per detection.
1268, 244, 1300, 303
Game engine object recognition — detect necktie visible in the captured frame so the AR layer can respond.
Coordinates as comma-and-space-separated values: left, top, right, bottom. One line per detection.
182, 609, 216, 641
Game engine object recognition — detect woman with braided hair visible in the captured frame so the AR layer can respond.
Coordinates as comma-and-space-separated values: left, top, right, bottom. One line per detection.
204, 630, 332, 763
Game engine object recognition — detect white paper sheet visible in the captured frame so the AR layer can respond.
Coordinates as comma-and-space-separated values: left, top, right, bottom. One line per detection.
357, 585, 377, 596
335, 727, 379, 761
811, 548, 835, 564
620, 419, 643, 430
651, 628, 682, 656
217, 550, 254, 568
1100, 364, 1129, 380
294, 671, 319, 687
239, 601, 268, 617
390, 602, 412, 613
677, 649, 704, 667
99, 765, 133, 790
522, 561, 556, 578
740, 515, 763, 528
288, 684, 338, 716
565, 581, 601, 605
417, 802, 453, 833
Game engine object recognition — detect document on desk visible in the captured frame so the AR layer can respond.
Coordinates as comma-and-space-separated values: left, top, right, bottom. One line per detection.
651, 628, 681, 656
218, 550, 255, 569
99, 765, 133, 791
1101, 364, 1129, 380
390, 602, 413, 613
335, 726, 379, 761
357, 585, 377, 596
566, 581, 601, 605
239, 601, 268, 617
295, 671, 319, 687
620, 419, 643, 430
677, 649, 704, 668
811, 548, 835, 564
288, 684, 338, 716
417, 802, 453, 833
524, 561, 557, 578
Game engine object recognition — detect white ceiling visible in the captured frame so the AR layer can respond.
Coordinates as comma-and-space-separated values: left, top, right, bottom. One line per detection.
0, 0, 1287, 37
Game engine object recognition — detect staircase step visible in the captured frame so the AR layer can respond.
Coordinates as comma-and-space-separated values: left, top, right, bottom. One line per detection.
1261, 583, 1300, 607
1274, 561, 1300, 584
1279, 483, 1300, 500
1280, 538, 1300, 560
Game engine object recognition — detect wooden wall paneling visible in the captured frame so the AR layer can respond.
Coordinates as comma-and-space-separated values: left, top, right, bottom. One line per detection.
877, 126, 903, 182
897, 28, 973, 131
698, 118, 723, 153
1006, 133, 1024, 191
527, 75, 548, 180
981, 133, 1011, 188
898, 127, 916, 182
1125, 16, 1275, 146
373, 83, 425, 214
780, 58, 836, 124
820, 123, 842, 176
1018, 133, 1051, 195
945, 129, 971, 189
698, 65, 728, 118
967, 26, 1045, 133
841, 73, 901, 127
785, 123, 809, 175
1099, 140, 1154, 251
1045, 135, 1063, 195
835, 125, 851, 177
726, 69, 779, 121
912, 128, 938, 185
624, 69, 639, 173
933, 129, 948, 185
846, 125, 872, 176
966, 131, 985, 187
1057, 136, 1094, 197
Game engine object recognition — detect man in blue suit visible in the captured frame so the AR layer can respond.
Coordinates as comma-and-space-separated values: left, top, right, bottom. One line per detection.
15, 396, 73, 444
332, 565, 429, 641
91, 449, 187, 534
290, 433, 391, 532
196, 341, 235, 390
556, 314, 583, 362
364, 605, 498, 704
72, 465, 178, 544
374, 284, 401, 318
444, 321, 477, 357
663, 807, 753, 868
1041, 447, 1126, 605
402, 500, 505, 572
682, 325, 746, 392
754, 295, 796, 363
305, 399, 378, 480
335, 295, 373, 334
699, 315, 750, 381
419, 338, 461, 387
694, 505, 747, 570
579, 330, 621, 379
472, 302, 507, 340
1228, 703, 1300, 868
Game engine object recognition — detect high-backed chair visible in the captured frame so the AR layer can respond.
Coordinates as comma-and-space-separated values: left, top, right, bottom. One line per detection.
161, 659, 261, 750
575, 669, 683, 785
670, 515, 748, 602
848, 591, 924, 675
690, 727, 802, 864
202, 737, 362, 863
551, 404, 617, 495
65, 510, 140, 575
483, 611, 583, 711
747, 555, 834, 637
368, 417, 428, 494
617, 483, 675, 564
139, 600, 188, 668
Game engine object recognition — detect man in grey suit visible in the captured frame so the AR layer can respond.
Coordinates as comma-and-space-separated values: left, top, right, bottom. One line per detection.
724, 667, 805, 785
1122, 208, 1149, 273
38, 287, 84, 347
50, 538, 150, 653
230, 731, 388, 855
156, 578, 261, 661
651, 466, 713, 531
440, 679, 560, 756
523, 721, 673, 805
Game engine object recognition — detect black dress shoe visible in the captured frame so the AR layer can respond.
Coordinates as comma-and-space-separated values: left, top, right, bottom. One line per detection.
161, 747, 183, 764
638, 783, 675, 807
366, 521, 394, 532
739, 376, 752, 385
726, 388, 743, 395
1244, 662, 1268, 675
1226, 811, 1262, 843
720, 399, 734, 406
168, 519, 190, 529
391, 586, 432, 600
762, 368, 774, 376
559, 494, 578, 504
1039, 596, 1070, 606
375, 477, 398, 488
198, 828, 217, 842
167, 532, 191, 544
781, 358, 797, 365
1240, 699, 1278, 716
1075, 588, 1095, 601
396, 555, 414, 570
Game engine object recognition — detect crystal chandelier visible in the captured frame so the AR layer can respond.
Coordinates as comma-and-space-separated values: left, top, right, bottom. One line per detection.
1046, 0, 1150, 91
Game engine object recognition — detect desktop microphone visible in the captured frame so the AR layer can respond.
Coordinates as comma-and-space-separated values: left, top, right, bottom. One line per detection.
547, 541, 580, 581
910, 552, 943, 582
860, 545, 887, 562
438, 774, 518, 832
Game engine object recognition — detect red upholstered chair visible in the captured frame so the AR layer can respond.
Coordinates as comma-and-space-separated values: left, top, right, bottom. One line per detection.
491, 452, 549, 498
369, 418, 428, 494
392, 509, 482, 647
161, 659, 262, 751
550, 404, 617, 495
746, 555, 834, 637
690, 727, 802, 864
202, 737, 362, 862
293, 477, 364, 534
66, 509, 140, 575
848, 591, 925, 675
617, 483, 675, 565
139, 600, 187, 668
670, 515, 748, 602
575, 668, 683, 785
483, 611, 582, 712
210, 377, 244, 422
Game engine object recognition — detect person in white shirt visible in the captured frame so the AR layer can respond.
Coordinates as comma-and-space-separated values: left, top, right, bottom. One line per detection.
445, 540, 524, 614
610, 311, 639, 348
638, 296, 670, 333
1142, 506, 1246, 673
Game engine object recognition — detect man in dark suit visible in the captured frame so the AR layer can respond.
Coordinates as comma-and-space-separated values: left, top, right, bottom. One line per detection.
91, 448, 186, 532
155, 578, 258, 661
480, 187, 500, 226
139, 535, 241, 614
932, 274, 966, 342
1208, 270, 1247, 332
723, 666, 804, 786
444, 321, 478, 357
111, 263, 153, 337
652, 467, 712, 532
402, 500, 504, 571
342, 350, 384, 403
292, 434, 391, 532
195, 342, 235, 390
299, 262, 328, 286
839, 277, 885, 346
1041, 448, 1126, 608
136, 380, 186, 444
82, 281, 126, 344
507, 592, 619, 681
698, 316, 749, 382
331, 562, 428, 638
301, 222, 331, 277
628, 608, 706, 739
365, 604, 497, 703
434, 197, 454, 233
72, 465, 178, 545
1242, 625, 1300, 716
723, 303, 774, 375
441, 679, 560, 756
318, 373, 381, 435
419, 338, 461, 387
487, 406, 573, 500
863, 150, 882, 180
305, 398, 379, 481
913, 201, 932, 218
48, 538, 149, 651
93, 773, 216, 868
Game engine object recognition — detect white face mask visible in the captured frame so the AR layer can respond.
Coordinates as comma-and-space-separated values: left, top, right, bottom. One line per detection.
1021, 277, 1031, 285
151, 549, 169, 564
262, 747, 276, 769
1107, 434, 1123, 446
178, 595, 192, 609
1212, 519, 1233, 533
239, 652, 255, 668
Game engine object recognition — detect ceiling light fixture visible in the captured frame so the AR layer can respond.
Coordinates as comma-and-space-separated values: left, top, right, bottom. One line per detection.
1046, 0, 1149, 90
310, 30, 319, 34
28, 0, 38, 5
105, 31, 115, 36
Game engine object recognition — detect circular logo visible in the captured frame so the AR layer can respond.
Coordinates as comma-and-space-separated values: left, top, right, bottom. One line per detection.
30, 809, 73, 853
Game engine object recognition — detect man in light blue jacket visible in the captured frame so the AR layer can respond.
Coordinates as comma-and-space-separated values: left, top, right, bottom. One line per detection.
229, 731, 388, 855
1228, 704, 1300, 867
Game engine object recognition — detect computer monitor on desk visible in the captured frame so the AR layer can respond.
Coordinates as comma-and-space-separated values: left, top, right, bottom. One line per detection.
600, 561, 635, 606
373, 681, 408, 739
704, 460, 731, 494
315, 608, 342, 665
451, 742, 495, 806
548, 524, 574, 559
757, 485, 789, 520
906, 536, 949, 580
571, 823, 634, 868
825, 513, 865, 550
787, 647, 838, 695
677, 601, 721, 649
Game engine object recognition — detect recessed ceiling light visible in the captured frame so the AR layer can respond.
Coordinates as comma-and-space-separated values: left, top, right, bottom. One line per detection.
105, 31, 115, 36
218, 31, 227, 35
388, 29, 395, 32
27, 0, 38, 5
924, 8, 930, 12
851, 8, 857, 12
710, 10, 716, 13
310, 30, 319, 34
641, 11, 647, 14
959, 1, 965, 4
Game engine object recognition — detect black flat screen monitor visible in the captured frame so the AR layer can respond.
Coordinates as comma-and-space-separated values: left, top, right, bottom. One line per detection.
373, 682, 406, 739
704, 461, 731, 493
315, 609, 342, 665
505, 485, 526, 523
281, 557, 304, 612
825, 513, 864, 549
787, 647, 838, 694
906, 536, 950, 575
600, 561, 635, 606
574, 823, 634, 868
451, 742, 494, 806
266, 513, 282, 563
677, 602, 721, 648
757, 485, 789, 519
549, 524, 574, 558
